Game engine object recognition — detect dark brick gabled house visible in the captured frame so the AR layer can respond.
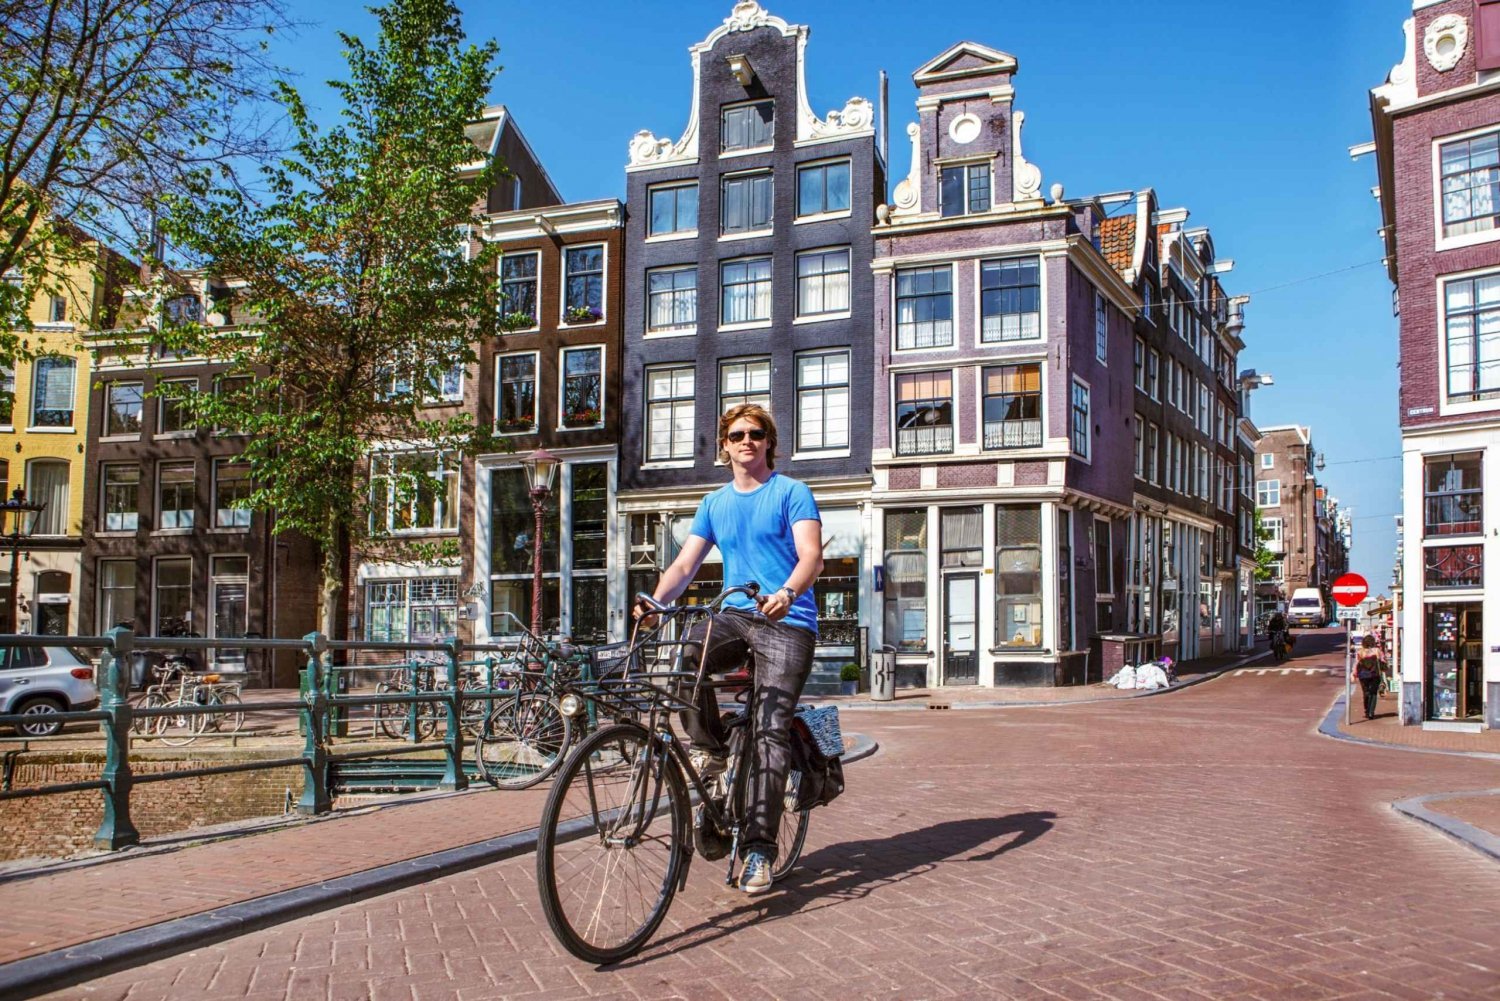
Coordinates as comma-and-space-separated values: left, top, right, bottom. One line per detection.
1368, 0, 1500, 727
617, 1, 883, 677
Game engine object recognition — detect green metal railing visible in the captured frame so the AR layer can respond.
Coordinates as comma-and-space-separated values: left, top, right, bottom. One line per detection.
0, 628, 554, 851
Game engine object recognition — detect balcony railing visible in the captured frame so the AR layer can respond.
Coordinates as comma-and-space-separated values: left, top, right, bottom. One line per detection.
896, 425, 953, 456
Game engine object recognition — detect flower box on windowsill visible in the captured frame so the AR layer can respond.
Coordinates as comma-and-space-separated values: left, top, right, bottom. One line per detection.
563, 306, 603, 325
500, 311, 536, 333
563, 409, 601, 429
497, 417, 535, 434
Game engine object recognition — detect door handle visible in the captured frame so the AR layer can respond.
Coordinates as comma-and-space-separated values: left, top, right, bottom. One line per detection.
14, 678, 29, 685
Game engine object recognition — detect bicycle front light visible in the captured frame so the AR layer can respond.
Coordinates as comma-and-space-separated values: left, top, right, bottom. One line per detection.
559, 693, 584, 717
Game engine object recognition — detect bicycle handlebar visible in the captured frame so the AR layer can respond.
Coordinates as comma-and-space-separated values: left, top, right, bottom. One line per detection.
634, 581, 760, 619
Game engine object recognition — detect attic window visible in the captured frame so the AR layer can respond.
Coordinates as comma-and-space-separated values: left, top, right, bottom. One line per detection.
722, 101, 773, 153
940, 162, 991, 217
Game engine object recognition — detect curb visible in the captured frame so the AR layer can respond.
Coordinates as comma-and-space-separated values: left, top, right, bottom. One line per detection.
0, 735, 878, 1001
826, 647, 1271, 713
1315, 695, 1500, 866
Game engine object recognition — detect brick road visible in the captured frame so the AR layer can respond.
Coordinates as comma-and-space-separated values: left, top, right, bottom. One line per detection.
37, 633, 1500, 999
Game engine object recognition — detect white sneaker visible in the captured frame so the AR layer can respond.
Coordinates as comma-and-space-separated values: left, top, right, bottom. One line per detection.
738, 851, 773, 894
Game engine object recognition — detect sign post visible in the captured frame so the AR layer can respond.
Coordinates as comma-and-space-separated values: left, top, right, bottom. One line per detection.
1333, 573, 1370, 724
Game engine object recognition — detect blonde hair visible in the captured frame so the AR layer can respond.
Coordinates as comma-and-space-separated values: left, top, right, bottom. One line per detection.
717, 403, 778, 468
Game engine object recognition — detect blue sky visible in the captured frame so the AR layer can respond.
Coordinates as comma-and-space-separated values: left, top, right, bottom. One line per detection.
273, 0, 1410, 588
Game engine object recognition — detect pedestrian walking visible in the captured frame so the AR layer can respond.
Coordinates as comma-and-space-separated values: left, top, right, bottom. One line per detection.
1353, 634, 1384, 720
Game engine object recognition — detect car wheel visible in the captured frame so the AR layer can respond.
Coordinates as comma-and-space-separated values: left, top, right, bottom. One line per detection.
15, 697, 65, 738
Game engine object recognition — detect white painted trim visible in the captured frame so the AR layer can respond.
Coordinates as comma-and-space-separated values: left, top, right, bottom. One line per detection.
557, 241, 608, 326
1434, 263, 1500, 417
494, 349, 541, 434
556, 343, 606, 431
1069, 375, 1092, 465
1430, 124, 1500, 252
969, 252, 1047, 351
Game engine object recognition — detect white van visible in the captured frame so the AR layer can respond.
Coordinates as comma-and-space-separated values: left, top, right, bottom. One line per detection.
1287, 588, 1327, 628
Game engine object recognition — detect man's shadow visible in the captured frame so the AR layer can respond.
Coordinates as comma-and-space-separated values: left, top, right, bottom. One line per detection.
612, 811, 1056, 967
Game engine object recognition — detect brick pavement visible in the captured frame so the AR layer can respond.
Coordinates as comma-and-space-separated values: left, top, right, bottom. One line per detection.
1424, 794, 1500, 840
32, 633, 1500, 999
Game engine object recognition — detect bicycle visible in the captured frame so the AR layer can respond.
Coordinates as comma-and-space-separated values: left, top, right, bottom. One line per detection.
534, 583, 813, 964
373, 659, 442, 742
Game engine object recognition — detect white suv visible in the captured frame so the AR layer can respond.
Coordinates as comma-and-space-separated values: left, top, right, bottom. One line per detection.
0, 645, 99, 737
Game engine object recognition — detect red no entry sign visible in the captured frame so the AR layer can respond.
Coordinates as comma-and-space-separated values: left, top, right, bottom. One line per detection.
1331, 573, 1369, 608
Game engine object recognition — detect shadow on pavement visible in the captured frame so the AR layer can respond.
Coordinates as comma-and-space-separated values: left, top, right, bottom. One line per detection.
616, 811, 1057, 966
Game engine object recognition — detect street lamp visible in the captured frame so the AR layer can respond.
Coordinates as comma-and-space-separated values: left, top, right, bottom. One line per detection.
0, 487, 46, 634
519, 448, 559, 637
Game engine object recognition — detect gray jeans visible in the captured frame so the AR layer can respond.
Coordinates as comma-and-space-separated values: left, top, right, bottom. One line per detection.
679, 609, 815, 861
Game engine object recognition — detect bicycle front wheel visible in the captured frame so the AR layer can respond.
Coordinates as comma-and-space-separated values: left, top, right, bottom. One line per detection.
475, 694, 572, 789
209, 690, 246, 734
536, 722, 688, 964
156, 700, 207, 746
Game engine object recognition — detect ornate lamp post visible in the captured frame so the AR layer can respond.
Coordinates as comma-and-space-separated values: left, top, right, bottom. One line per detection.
519, 448, 559, 637
0, 487, 46, 634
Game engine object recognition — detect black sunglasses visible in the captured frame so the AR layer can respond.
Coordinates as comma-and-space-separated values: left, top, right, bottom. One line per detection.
726, 428, 768, 443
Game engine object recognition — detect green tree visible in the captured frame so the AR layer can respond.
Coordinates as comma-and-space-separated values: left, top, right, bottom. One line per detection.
1253, 508, 1277, 582
160, 0, 504, 637
0, 0, 287, 337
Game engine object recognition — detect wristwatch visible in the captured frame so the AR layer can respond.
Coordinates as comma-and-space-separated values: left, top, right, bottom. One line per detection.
778, 586, 797, 602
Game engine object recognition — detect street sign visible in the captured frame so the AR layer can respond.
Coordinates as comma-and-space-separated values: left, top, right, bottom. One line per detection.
1332, 572, 1369, 608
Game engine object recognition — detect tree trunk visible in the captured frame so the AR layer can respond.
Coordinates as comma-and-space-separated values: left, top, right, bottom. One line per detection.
320, 506, 343, 640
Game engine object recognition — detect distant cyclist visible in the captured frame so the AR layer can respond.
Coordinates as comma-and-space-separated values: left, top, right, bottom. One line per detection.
635, 403, 823, 894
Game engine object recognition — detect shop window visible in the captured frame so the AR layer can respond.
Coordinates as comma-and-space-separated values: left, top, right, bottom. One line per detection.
1424, 453, 1482, 536
996, 505, 1043, 649
882, 509, 927, 652
1425, 545, 1483, 590
940, 507, 982, 568
490, 466, 558, 576
817, 556, 860, 646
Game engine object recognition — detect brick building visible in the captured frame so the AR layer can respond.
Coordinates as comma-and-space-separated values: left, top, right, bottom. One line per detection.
1368, 0, 1500, 727
870, 42, 1257, 688
616, 1, 882, 688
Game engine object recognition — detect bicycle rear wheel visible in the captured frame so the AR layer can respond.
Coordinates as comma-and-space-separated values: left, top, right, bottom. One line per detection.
475, 693, 572, 789
156, 700, 207, 746
209, 690, 246, 734
536, 722, 687, 964
772, 781, 810, 882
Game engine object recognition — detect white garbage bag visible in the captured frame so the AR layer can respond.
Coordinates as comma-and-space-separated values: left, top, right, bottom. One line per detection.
1106, 664, 1137, 689
1135, 663, 1170, 690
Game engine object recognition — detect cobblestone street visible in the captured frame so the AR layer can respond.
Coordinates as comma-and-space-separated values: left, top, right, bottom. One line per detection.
35, 633, 1500, 999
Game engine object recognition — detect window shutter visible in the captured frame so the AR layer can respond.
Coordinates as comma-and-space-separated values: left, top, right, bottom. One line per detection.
1478, 0, 1500, 71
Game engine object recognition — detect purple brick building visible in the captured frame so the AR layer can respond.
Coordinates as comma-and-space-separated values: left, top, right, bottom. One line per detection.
1368, 0, 1500, 728
871, 43, 1257, 687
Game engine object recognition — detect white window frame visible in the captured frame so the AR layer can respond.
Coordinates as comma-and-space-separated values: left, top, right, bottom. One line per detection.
560, 243, 606, 325
718, 356, 771, 416
644, 364, 695, 463
891, 367, 956, 458
213, 457, 255, 530
795, 349, 850, 455
938, 159, 992, 217
795, 157, 852, 221
367, 451, 459, 535
1436, 264, 1500, 415
152, 556, 193, 638
1433, 124, 1500, 252
719, 255, 772, 329
559, 345, 605, 430
157, 460, 195, 531
498, 250, 540, 331
156, 377, 197, 437
794, 246, 851, 321
29, 355, 75, 429
645, 265, 697, 334
647, 181, 699, 240
1260, 453, 1274, 469
103, 381, 145, 438
893, 263, 956, 352
976, 255, 1043, 344
494, 350, 539, 435
100, 463, 140, 533
1256, 478, 1281, 508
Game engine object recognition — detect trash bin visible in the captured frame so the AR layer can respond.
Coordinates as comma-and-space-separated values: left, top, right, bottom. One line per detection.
327, 664, 350, 738
871, 647, 896, 702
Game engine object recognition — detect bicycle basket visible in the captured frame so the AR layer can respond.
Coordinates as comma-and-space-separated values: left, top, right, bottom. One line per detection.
795, 704, 844, 759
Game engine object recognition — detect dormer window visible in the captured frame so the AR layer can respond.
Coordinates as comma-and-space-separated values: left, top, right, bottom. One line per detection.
940, 162, 990, 217
722, 101, 773, 153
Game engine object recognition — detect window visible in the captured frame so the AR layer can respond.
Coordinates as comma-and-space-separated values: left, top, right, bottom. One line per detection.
158, 462, 195, 529
563, 245, 604, 321
165, 294, 201, 325
796, 350, 850, 452
720, 257, 772, 325
895, 266, 953, 349
795, 248, 850, 317
648, 182, 698, 237
489, 467, 559, 575
883, 509, 928, 652
941, 507, 983, 567
1442, 273, 1500, 402
1425, 453, 1482, 536
499, 252, 538, 327
646, 365, 694, 461
27, 459, 68, 535
560, 346, 603, 428
1145, 423, 1159, 484
721, 100, 773, 152
365, 577, 459, 643
1260, 452, 1274, 469
158, 378, 196, 434
1263, 516, 1283, 545
1147, 348, 1160, 400
367, 452, 457, 534
571, 463, 609, 572
1094, 519, 1114, 631
1070, 380, 1090, 459
1134, 417, 1144, 478
721, 172, 773, 234
97, 560, 136, 631
49, 296, 66, 323
0, 367, 13, 424
214, 458, 255, 528
797, 160, 850, 216
719, 357, 770, 414
154, 558, 192, 637
100, 464, 139, 532
1439, 131, 1500, 239
1134, 338, 1145, 389
495, 353, 537, 432
30, 355, 74, 427
213, 375, 251, 433
512, 179, 522, 210
104, 382, 144, 436
980, 257, 1040, 342
1256, 478, 1281, 507
940, 162, 991, 217
647, 267, 697, 331
1425, 545, 1484, 589
996, 505, 1042, 649
981, 364, 1042, 449
1095, 291, 1108, 363
894, 371, 953, 456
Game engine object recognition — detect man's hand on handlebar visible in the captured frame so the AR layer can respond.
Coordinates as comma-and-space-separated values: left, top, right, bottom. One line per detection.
632, 593, 664, 632
754, 588, 793, 622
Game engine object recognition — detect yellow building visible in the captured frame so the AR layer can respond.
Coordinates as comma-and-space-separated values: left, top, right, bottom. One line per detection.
3, 236, 133, 633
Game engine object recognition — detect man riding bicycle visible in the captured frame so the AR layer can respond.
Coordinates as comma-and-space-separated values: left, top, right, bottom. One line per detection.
635, 403, 823, 895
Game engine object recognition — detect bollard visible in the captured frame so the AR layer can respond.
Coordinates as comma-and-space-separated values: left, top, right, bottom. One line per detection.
406, 660, 420, 742
870, 647, 896, 702
94, 627, 141, 850
298, 632, 331, 815
439, 636, 466, 792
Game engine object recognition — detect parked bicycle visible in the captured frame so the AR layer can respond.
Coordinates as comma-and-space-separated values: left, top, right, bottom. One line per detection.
131, 659, 244, 745
534, 583, 827, 964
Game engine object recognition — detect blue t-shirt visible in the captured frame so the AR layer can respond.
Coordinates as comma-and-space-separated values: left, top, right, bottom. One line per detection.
688, 472, 821, 634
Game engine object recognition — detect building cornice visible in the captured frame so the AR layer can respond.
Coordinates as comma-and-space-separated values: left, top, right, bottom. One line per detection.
480, 199, 623, 241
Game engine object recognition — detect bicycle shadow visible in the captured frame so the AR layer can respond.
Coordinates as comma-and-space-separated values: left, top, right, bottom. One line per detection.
611, 810, 1057, 967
